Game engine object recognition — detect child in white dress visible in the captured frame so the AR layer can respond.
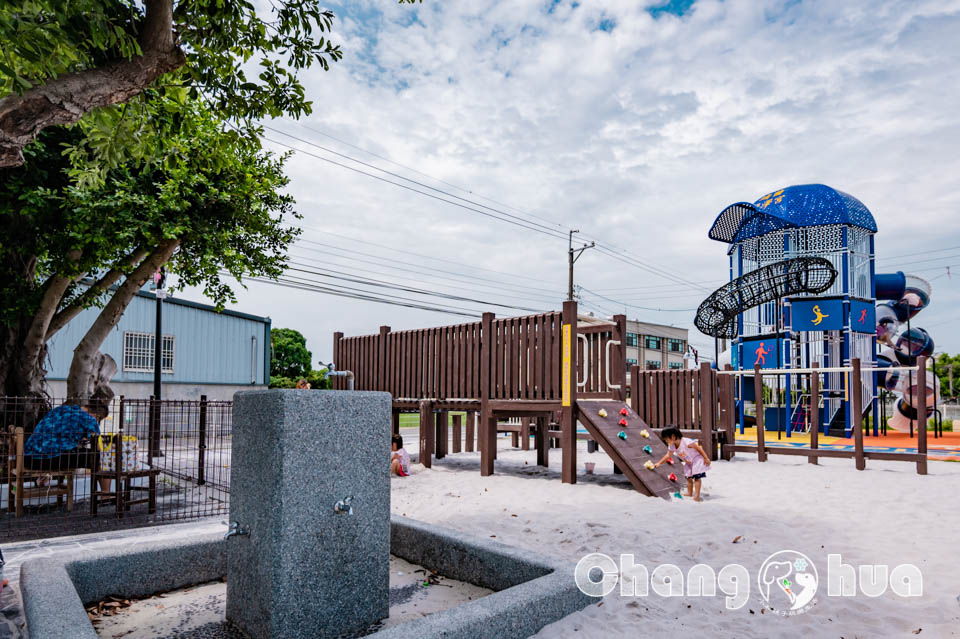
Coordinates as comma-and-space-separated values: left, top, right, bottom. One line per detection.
654, 426, 710, 501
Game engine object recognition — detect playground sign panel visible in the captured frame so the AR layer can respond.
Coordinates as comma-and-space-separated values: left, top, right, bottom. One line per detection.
739, 336, 785, 370
849, 299, 876, 334
790, 298, 844, 332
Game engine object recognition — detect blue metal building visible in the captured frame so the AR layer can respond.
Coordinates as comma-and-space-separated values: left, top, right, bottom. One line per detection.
45, 290, 271, 400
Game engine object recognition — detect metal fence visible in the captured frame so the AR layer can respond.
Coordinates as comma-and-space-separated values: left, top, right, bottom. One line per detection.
0, 396, 231, 542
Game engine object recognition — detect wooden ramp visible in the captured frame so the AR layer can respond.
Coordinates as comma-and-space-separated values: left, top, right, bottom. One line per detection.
577, 399, 682, 500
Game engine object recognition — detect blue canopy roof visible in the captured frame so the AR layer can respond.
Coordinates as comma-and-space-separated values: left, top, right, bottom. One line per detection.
708, 184, 877, 245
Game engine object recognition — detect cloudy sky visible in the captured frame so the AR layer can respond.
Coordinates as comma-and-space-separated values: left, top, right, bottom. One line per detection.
194, 0, 960, 363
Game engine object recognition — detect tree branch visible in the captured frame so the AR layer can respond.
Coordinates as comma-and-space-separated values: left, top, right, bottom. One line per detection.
66, 238, 180, 399
16, 249, 82, 381
46, 246, 149, 340
0, 0, 185, 167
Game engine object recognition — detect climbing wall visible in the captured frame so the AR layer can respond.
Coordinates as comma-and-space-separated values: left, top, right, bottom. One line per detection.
576, 400, 685, 500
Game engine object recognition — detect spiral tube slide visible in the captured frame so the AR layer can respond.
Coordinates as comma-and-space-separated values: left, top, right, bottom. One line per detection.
875, 273, 939, 431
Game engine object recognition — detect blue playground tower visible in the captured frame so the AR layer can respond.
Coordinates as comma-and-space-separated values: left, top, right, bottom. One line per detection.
707, 184, 879, 437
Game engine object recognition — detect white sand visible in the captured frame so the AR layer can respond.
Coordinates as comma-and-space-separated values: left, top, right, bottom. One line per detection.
393, 437, 960, 638
92, 557, 492, 638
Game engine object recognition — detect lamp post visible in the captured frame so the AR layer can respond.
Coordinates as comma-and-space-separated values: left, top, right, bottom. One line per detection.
150, 269, 167, 459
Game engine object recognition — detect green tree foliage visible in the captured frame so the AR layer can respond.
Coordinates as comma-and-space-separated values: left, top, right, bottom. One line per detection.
932, 353, 959, 400
0, 96, 300, 399
270, 328, 312, 380
0, 0, 421, 171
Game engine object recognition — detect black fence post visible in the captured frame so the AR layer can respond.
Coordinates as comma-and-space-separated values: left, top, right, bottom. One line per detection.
198, 394, 208, 486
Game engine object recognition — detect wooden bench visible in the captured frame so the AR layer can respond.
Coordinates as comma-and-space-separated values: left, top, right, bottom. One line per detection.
5, 427, 75, 517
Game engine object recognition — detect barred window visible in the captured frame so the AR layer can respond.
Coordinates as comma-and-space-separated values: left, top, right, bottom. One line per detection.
123, 332, 175, 373
626, 358, 638, 367
645, 360, 661, 370
626, 332, 639, 347
667, 338, 684, 353
644, 336, 661, 350
668, 362, 683, 370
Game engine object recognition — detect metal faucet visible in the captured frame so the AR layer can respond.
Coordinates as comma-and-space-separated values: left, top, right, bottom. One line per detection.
224, 521, 249, 539
320, 362, 355, 391
334, 496, 354, 515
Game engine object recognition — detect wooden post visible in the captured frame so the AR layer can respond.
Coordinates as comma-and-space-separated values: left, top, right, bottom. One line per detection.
699, 362, 715, 461
392, 411, 401, 436
613, 314, 627, 402
535, 415, 548, 467
917, 355, 928, 475
521, 419, 531, 450
480, 312, 495, 476
466, 412, 476, 453
852, 358, 865, 471
419, 400, 434, 469
435, 410, 448, 459
754, 364, 767, 462
630, 365, 640, 415
333, 332, 344, 390
561, 300, 578, 484
809, 362, 820, 465
378, 325, 391, 392
452, 413, 462, 453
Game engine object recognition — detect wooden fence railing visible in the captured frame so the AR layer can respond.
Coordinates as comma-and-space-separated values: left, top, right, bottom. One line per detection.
333, 308, 624, 405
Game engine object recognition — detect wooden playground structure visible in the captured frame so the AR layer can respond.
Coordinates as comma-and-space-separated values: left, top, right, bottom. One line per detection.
333, 302, 932, 498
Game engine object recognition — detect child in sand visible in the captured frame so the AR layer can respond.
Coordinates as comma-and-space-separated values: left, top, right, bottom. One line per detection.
391, 434, 410, 477
654, 426, 710, 501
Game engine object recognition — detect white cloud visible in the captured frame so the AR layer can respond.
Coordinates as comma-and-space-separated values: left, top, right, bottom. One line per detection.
201, 0, 960, 360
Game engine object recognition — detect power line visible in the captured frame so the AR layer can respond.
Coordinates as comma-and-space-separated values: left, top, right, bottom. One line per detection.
283, 262, 548, 313
301, 227, 550, 284
293, 239, 564, 298
877, 244, 960, 262
578, 285, 698, 313
262, 129, 570, 241
266, 125, 711, 293
241, 275, 483, 318
289, 121, 572, 234
288, 251, 563, 304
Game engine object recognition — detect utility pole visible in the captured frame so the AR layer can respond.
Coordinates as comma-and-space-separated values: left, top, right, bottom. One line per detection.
567, 229, 595, 301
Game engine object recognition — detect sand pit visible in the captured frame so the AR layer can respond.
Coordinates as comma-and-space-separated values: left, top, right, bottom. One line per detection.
392, 436, 960, 638
91, 556, 492, 638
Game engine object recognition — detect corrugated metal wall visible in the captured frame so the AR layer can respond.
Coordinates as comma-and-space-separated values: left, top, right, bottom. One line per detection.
46, 293, 269, 386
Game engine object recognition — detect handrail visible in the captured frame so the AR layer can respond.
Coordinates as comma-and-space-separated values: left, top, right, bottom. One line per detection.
577, 334, 589, 389
605, 339, 622, 390
718, 365, 919, 375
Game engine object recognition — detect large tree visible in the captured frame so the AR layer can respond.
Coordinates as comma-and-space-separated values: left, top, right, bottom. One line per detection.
0, 0, 341, 168
0, 96, 299, 402
0, 0, 420, 169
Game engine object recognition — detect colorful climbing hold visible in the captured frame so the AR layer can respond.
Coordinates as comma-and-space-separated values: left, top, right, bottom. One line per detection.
618, 418, 628, 427
668, 472, 677, 482
598, 408, 607, 418
640, 429, 650, 438
666, 458, 675, 465
642, 444, 652, 454
619, 407, 629, 416
643, 460, 655, 470
617, 431, 627, 441
673, 492, 683, 499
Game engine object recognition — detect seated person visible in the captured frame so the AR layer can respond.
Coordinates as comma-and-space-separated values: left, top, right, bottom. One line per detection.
390, 434, 410, 477
24, 393, 113, 494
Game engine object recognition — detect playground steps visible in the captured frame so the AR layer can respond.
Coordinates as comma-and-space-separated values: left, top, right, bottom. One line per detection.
576, 400, 682, 500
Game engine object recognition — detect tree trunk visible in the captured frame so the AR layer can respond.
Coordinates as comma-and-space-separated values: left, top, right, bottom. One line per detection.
66, 239, 179, 400
0, 0, 184, 167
